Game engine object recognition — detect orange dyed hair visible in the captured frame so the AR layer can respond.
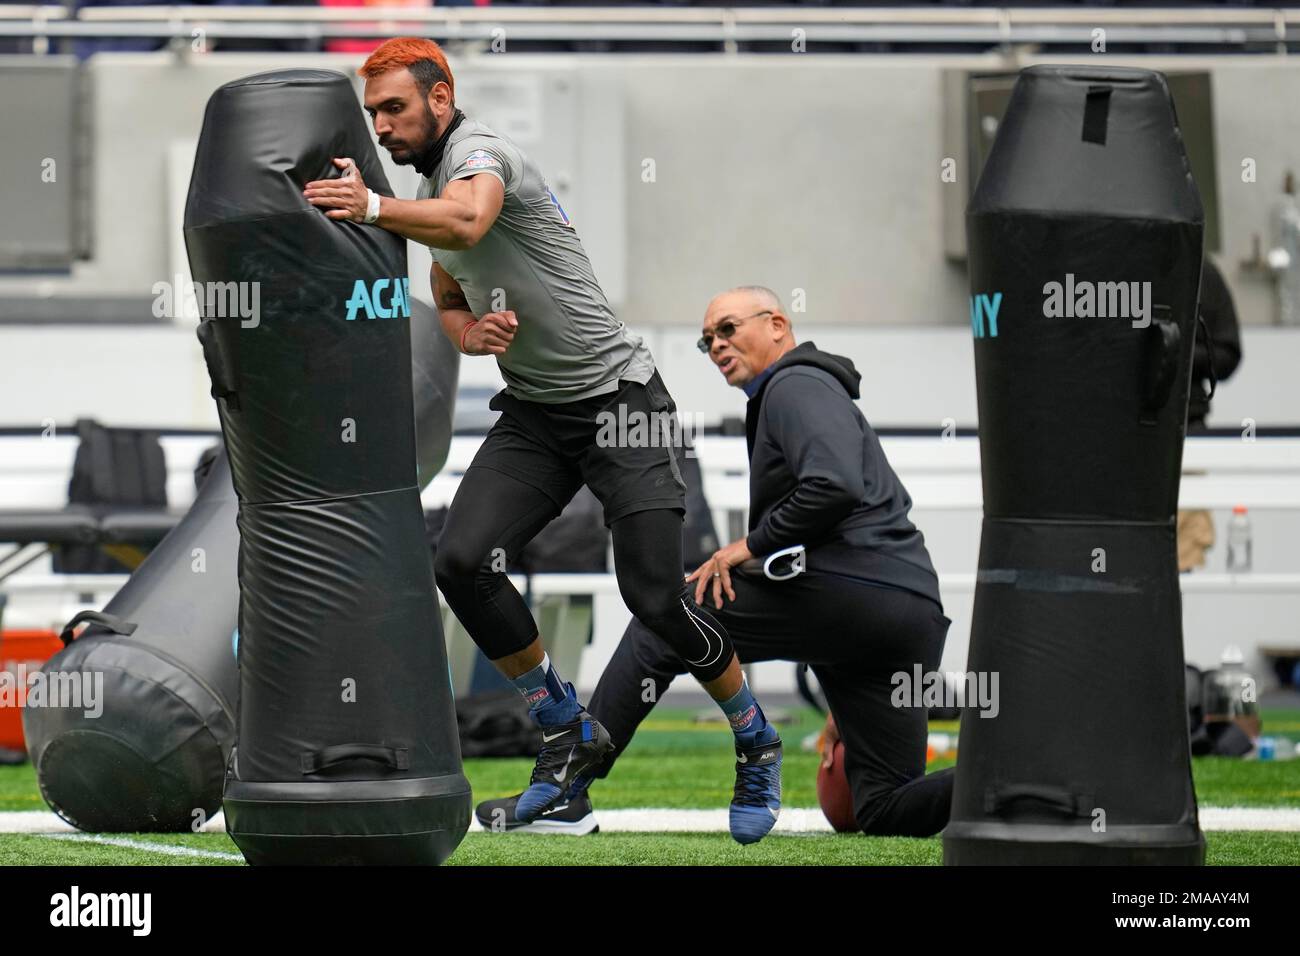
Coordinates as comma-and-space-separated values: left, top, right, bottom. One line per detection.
359, 37, 455, 103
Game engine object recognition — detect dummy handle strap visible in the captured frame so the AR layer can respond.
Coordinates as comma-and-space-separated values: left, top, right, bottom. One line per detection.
60, 609, 138, 646
1139, 306, 1181, 425
300, 744, 410, 775
984, 784, 1094, 819
196, 318, 241, 411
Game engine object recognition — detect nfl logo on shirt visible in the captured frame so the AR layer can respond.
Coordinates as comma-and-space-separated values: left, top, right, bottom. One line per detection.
548, 188, 572, 228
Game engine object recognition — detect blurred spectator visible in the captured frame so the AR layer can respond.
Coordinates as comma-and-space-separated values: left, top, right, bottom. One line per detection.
320, 0, 488, 56
1177, 255, 1243, 573
1188, 256, 1242, 431
68, 0, 284, 59
322, 0, 425, 56
70, 0, 170, 58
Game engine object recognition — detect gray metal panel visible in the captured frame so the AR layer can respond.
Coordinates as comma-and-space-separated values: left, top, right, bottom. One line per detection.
453, 66, 626, 307
945, 69, 1220, 261
0, 294, 158, 323
0, 55, 82, 270
73, 59, 94, 261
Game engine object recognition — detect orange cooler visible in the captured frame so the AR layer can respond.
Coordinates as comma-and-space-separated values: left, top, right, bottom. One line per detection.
0, 630, 65, 752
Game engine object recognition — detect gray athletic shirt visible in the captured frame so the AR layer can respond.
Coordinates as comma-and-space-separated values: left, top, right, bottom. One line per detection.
416, 117, 655, 404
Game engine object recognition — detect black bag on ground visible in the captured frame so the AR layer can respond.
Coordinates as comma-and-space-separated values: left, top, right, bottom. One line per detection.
517, 486, 607, 573
53, 418, 167, 573
679, 441, 719, 570
455, 690, 542, 758
425, 488, 609, 576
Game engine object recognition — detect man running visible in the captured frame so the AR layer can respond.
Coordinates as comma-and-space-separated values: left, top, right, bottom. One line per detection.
301, 38, 783, 844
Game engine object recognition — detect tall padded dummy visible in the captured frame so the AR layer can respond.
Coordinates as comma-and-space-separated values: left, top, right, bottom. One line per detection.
23, 451, 240, 832
945, 65, 1205, 865
23, 301, 457, 835
184, 69, 469, 865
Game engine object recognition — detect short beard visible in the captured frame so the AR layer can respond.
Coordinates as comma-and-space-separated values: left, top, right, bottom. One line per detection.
402, 100, 440, 173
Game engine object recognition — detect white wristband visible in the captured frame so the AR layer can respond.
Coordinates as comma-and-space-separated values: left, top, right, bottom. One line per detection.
363, 189, 381, 224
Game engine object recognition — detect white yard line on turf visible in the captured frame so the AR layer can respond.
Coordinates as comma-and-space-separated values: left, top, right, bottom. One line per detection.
1199, 807, 1300, 832
0, 810, 229, 834
41, 834, 244, 861
469, 806, 1300, 834
3, 807, 1299, 838
567, 808, 838, 833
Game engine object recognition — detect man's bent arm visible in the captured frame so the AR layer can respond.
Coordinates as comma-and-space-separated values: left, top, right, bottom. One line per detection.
432, 262, 477, 349
379, 175, 504, 251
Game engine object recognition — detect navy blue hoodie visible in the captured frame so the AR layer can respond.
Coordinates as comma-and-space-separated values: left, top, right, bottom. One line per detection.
744, 342, 943, 609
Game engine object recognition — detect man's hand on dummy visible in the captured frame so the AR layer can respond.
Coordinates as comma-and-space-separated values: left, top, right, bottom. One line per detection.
303, 158, 370, 222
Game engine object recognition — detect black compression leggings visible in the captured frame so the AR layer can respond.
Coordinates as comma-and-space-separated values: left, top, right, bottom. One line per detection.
433, 467, 736, 684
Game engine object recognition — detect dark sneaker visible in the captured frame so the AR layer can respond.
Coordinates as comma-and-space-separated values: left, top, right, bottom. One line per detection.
730, 729, 783, 845
475, 784, 599, 836
514, 713, 613, 822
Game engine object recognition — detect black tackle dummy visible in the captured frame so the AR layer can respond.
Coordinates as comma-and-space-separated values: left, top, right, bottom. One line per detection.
185, 68, 468, 864
24, 298, 456, 836
945, 65, 1205, 865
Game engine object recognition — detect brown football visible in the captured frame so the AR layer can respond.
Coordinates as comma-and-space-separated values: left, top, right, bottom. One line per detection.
816, 739, 860, 833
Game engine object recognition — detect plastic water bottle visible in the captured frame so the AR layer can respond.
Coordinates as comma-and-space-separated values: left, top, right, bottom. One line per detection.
1226, 505, 1252, 572
1263, 737, 1295, 761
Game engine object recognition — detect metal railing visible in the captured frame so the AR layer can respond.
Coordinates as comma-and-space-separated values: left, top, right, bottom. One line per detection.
0, 6, 1297, 54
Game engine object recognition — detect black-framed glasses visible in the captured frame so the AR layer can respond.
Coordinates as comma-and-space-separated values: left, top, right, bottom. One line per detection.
696, 310, 772, 354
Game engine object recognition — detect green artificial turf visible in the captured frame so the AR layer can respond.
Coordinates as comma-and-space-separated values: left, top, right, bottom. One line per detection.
0, 707, 1296, 866
2, 830, 1297, 867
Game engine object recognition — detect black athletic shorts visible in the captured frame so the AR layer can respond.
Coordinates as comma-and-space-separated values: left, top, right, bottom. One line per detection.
469, 369, 687, 526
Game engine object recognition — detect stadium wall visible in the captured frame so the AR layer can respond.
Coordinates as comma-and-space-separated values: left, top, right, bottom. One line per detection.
0, 52, 1297, 331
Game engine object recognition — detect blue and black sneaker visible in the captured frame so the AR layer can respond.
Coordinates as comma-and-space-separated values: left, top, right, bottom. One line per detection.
515, 713, 613, 822
730, 728, 783, 845
475, 775, 598, 835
